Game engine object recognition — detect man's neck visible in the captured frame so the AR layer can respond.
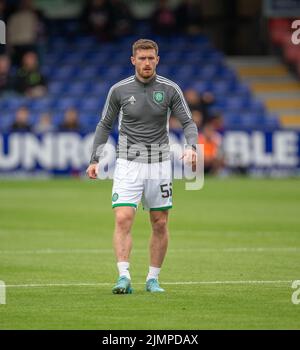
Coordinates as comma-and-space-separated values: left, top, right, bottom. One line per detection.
135, 72, 156, 84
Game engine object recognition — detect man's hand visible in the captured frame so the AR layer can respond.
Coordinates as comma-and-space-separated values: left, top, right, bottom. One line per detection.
86, 163, 99, 179
181, 149, 197, 171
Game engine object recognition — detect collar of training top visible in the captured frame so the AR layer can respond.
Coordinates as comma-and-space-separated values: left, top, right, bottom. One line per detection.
134, 73, 157, 86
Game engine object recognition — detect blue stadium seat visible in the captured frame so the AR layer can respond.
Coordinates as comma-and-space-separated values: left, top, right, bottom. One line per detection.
48, 82, 67, 95
110, 52, 131, 64
199, 65, 218, 80
43, 53, 60, 67
48, 37, 68, 51
84, 51, 110, 65
29, 97, 53, 112
188, 34, 210, 45
101, 66, 126, 80
248, 98, 265, 113
174, 66, 196, 83
157, 65, 172, 77
264, 114, 280, 128
41, 65, 52, 77
75, 36, 97, 51
52, 65, 75, 80
60, 52, 84, 65
211, 80, 232, 95
78, 97, 101, 113
0, 96, 28, 110
78, 66, 99, 80
0, 113, 13, 131
30, 111, 43, 124
181, 52, 204, 64
90, 82, 111, 96
225, 96, 249, 111
217, 67, 237, 81
65, 81, 90, 96
240, 113, 265, 128
192, 81, 212, 94
52, 111, 65, 126
54, 97, 79, 111
120, 35, 139, 46
223, 113, 244, 128
234, 83, 251, 97
161, 51, 182, 64
207, 51, 225, 63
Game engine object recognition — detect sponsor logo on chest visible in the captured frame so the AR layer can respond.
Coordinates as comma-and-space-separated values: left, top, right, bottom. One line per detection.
128, 96, 136, 104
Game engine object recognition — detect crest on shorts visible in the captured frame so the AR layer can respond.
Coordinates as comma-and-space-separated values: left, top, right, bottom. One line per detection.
112, 193, 119, 202
153, 91, 164, 104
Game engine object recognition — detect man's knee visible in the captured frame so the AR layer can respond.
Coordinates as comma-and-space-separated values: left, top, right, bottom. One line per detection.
151, 214, 168, 235
114, 208, 135, 232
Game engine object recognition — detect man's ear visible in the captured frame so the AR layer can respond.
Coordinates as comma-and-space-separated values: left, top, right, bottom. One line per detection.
157, 56, 160, 65
131, 56, 135, 66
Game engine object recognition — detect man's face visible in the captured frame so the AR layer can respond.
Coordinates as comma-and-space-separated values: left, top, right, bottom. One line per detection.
23, 52, 38, 70
16, 108, 29, 123
131, 49, 159, 79
0, 56, 10, 73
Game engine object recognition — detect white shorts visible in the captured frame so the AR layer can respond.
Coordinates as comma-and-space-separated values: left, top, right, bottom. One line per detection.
112, 159, 173, 211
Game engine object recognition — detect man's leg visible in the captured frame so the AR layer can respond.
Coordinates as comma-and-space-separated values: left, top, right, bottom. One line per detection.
112, 206, 136, 294
149, 210, 169, 267
113, 206, 136, 263
146, 210, 169, 292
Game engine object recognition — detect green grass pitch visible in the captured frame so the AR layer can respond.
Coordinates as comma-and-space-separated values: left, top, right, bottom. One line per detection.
0, 177, 300, 329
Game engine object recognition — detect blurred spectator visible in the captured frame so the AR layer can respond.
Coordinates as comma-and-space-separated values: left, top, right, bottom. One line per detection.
0, 0, 7, 20
10, 106, 32, 132
175, 0, 202, 35
184, 88, 205, 127
191, 110, 203, 131
34, 112, 56, 133
184, 89, 215, 124
198, 118, 225, 175
7, 0, 45, 65
110, 0, 134, 39
59, 108, 82, 132
0, 54, 13, 95
199, 91, 215, 123
14, 51, 47, 97
81, 0, 114, 42
184, 88, 202, 110
151, 0, 177, 36
210, 112, 224, 133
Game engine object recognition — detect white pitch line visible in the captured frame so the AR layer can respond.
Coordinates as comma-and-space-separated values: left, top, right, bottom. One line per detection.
0, 247, 300, 254
5, 280, 293, 288
0, 249, 113, 254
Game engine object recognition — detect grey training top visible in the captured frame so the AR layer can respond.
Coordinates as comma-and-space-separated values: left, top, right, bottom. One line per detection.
90, 74, 198, 163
